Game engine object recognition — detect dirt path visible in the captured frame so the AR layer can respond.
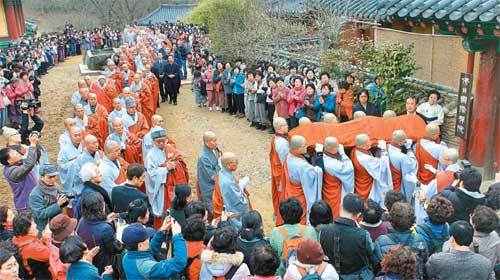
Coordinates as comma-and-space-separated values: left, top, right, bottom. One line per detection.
158, 88, 274, 232
0, 56, 81, 207
0, 57, 275, 232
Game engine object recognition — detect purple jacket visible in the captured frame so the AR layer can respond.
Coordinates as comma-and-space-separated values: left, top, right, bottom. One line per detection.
3, 146, 39, 210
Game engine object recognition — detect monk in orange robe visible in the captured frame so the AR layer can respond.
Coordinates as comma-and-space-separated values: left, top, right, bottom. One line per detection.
107, 118, 143, 164
269, 118, 290, 217
415, 124, 447, 185
121, 63, 135, 87
275, 135, 322, 226
85, 93, 109, 148
351, 134, 393, 205
123, 97, 149, 139
130, 73, 154, 127
322, 137, 354, 217
91, 76, 118, 113
212, 152, 251, 220
144, 64, 160, 111
163, 143, 189, 210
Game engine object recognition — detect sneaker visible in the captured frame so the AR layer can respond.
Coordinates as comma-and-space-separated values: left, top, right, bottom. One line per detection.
216, 106, 221, 111
209, 107, 213, 112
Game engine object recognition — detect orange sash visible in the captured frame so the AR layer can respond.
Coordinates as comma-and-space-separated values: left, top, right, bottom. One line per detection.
351, 148, 373, 201
390, 163, 402, 192
276, 154, 307, 226
269, 136, 283, 216
323, 169, 342, 217
415, 139, 438, 185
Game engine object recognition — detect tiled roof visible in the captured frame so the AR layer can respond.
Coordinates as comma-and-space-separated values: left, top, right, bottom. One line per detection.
318, 0, 499, 23
318, 0, 379, 20
266, 0, 306, 12
378, 0, 499, 23
137, 4, 195, 25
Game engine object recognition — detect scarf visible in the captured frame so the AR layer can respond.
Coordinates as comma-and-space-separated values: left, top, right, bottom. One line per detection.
38, 180, 59, 205
275, 133, 288, 141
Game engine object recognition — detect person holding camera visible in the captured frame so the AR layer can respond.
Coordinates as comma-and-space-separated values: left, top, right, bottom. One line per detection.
28, 164, 69, 231
439, 168, 486, 223
0, 133, 41, 210
122, 217, 187, 279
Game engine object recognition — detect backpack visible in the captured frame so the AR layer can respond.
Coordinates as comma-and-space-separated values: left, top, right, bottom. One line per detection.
168, 255, 200, 280
297, 262, 326, 280
279, 225, 307, 269
418, 224, 448, 255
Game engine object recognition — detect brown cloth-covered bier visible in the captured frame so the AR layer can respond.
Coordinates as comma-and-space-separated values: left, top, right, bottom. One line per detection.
288, 115, 426, 148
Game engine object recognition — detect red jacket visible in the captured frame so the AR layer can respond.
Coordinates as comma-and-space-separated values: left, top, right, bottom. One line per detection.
12, 235, 53, 278
186, 240, 205, 280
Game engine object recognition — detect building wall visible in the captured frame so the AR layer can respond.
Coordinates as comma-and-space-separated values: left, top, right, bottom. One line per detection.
373, 27, 481, 149
374, 27, 480, 89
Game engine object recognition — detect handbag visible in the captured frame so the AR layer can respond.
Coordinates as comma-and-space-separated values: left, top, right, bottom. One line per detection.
214, 80, 222, 93
256, 93, 267, 104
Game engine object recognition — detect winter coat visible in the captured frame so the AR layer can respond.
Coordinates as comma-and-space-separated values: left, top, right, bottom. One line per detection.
199, 249, 251, 279
439, 186, 486, 223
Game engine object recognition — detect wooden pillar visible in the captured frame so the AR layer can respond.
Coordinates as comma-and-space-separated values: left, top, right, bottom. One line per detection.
4, 0, 19, 40
14, 0, 23, 37
468, 43, 499, 179
18, 0, 25, 33
459, 52, 475, 158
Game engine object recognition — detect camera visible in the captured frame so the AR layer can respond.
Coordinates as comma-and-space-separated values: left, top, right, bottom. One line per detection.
453, 160, 473, 180
30, 131, 41, 138
20, 99, 41, 110
59, 192, 76, 200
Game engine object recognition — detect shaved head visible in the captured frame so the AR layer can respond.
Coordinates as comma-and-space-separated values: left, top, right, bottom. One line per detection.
392, 130, 407, 144
425, 124, 440, 139
290, 135, 306, 151
64, 118, 75, 130
203, 131, 216, 142
444, 148, 459, 164
273, 117, 287, 130
353, 111, 366, 120
382, 110, 397, 118
104, 140, 119, 153
84, 134, 98, 144
151, 114, 164, 127
355, 133, 370, 148
298, 117, 311, 126
323, 113, 337, 123
221, 152, 237, 167
324, 137, 339, 154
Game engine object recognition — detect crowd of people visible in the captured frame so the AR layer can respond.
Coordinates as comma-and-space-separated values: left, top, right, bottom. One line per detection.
191, 55, 445, 134
0, 20, 497, 280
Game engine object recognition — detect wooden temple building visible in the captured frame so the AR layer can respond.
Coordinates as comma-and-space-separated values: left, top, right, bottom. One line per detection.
0, 0, 26, 41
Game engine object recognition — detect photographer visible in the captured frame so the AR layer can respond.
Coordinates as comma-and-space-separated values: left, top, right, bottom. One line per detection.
439, 167, 486, 223
29, 164, 70, 231
19, 100, 43, 146
0, 133, 41, 210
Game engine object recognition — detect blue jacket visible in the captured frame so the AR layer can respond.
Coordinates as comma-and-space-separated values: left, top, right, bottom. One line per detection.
123, 232, 187, 279
77, 219, 116, 273
374, 230, 428, 263
231, 73, 245, 94
416, 218, 450, 247
313, 93, 336, 115
66, 260, 112, 280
